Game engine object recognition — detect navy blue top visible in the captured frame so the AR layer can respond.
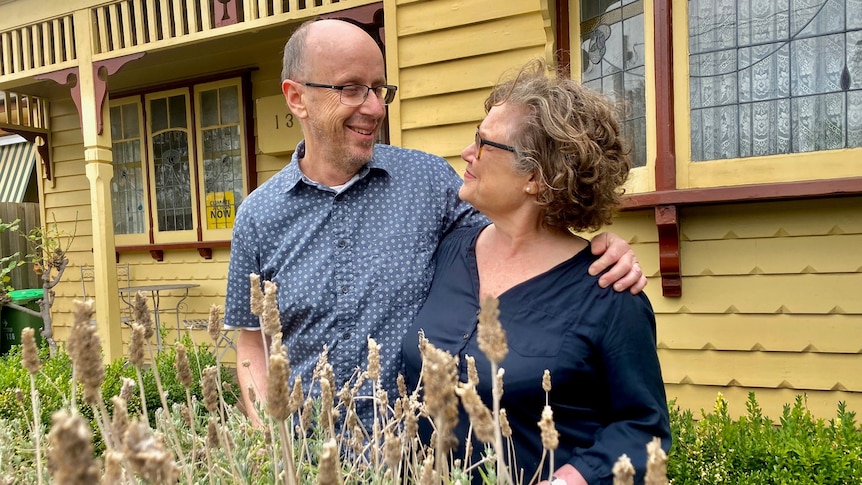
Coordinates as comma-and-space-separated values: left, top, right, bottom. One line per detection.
402, 225, 671, 485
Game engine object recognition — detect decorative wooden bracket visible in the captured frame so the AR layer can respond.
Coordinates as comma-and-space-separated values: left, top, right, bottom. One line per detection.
35, 66, 81, 130
93, 53, 146, 134
35, 53, 145, 136
655, 204, 681, 297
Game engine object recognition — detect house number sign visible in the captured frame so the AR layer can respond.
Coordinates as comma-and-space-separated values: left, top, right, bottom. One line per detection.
256, 94, 303, 155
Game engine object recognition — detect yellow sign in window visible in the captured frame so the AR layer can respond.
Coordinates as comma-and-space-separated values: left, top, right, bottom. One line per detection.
206, 192, 235, 229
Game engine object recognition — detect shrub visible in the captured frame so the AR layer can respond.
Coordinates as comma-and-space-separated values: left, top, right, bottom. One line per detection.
668, 392, 862, 484
0, 336, 235, 441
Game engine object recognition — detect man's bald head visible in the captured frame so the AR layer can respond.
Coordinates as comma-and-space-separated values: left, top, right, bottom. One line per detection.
280, 19, 383, 83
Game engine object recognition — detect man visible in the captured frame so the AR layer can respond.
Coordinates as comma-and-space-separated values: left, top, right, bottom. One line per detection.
225, 19, 645, 427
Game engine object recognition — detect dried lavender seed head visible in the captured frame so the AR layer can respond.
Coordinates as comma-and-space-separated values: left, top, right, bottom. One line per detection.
124, 420, 180, 484
455, 383, 495, 443
420, 342, 460, 453
133, 293, 154, 339
47, 410, 100, 485
645, 437, 668, 485
538, 405, 559, 451
367, 336, 381, 381
397, 373, 407, 398
288, 376, 303, 415
206, 416, 220, 449
499, 408, 512, 438
477, 295, 508, 364
267, 352, 291, 421
249, 273, 263, 317
261, 281, 280, 338
101, 450, 124, 485
21, 327, 40, 375
128, 323, 145, 367
201, 366, 219, 414
110, 396, 129, 448
466, 354, 479, 386
613, 453, 636, 485
67, 301, 106, 404
542, 369, 552, 393
316, 439, 342, 485
383, 428, 401, 472
175, 343, 192, 388
207, 304, 223, 343
119, 377, 136, 402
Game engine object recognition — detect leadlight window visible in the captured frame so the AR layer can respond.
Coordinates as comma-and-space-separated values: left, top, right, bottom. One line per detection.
689, 0, 862, 161
149, 92, 194, 234
196, 82, 244, 231
110, 102, 146, 235
580, 0, 647, 168
110, 77, 248, 245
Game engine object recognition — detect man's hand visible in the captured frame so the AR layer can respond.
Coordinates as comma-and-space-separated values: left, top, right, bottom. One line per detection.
589, 232, 646, 295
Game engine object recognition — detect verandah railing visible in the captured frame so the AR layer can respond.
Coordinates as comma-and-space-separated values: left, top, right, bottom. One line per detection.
0, 0, 353, 78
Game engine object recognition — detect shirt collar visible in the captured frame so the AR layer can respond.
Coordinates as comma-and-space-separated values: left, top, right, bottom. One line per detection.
282, 140, 393, 193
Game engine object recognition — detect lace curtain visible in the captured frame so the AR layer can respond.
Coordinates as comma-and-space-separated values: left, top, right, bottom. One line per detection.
689, 0, 862, 161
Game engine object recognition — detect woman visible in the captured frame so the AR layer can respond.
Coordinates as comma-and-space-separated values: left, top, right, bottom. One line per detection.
402, 60, 670, 485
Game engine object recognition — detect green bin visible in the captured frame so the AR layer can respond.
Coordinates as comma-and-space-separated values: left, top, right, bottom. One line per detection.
1, 288, 44, 354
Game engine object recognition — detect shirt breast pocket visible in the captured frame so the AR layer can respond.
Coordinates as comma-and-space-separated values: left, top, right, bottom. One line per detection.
370, 231, 435, 308
504, 307, 571, 357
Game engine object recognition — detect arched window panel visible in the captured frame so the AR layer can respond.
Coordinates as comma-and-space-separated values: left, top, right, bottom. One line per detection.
146, 88, 198, 243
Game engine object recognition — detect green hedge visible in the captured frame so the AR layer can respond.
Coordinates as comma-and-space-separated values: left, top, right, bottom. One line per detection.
668, 392, 862, 484
0, 336, 236, 440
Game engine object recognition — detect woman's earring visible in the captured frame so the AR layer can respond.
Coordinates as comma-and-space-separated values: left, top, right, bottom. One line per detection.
525, 186, 532, 194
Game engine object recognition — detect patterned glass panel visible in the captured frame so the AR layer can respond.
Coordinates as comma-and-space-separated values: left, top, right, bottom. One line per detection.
152, 130, 193, 231
581, 1, 647, 167
110, 103, 145, 235
689, 0, 862, 160
199, 84, 243, 230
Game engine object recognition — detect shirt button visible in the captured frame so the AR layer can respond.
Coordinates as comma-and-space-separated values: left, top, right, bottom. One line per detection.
343, 332, 350, 340
341, 286, 349, 294
462, 334, 469, 340
337, 240, 346, 248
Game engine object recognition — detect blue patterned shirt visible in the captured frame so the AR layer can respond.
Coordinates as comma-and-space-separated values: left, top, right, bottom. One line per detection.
225, 141, 486, 425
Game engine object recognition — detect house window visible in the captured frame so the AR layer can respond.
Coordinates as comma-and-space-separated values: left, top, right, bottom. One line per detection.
110, 77, 248, 245
110, 102, 146, 235
580, 0, 647, 168
689, 0, 862, 161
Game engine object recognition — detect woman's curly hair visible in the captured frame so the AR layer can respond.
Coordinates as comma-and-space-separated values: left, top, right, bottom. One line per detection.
485, 59, 631, 232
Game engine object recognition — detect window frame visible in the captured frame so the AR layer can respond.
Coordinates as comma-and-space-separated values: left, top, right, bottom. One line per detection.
568, 0, 657, 194
110, 72, 254, 255
673, 0, 862, 189
145, 87, 199, 244
561, 0, 862, 194
193, 78, 249, 242
110, 96, 151, 248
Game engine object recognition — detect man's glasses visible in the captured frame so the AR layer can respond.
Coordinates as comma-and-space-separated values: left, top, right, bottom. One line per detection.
475, 126, 517, 159
303, 82, 398, 106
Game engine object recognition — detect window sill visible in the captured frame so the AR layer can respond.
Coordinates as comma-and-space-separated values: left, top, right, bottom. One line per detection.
619, 177, 862, 298
116, 241, 231, 261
